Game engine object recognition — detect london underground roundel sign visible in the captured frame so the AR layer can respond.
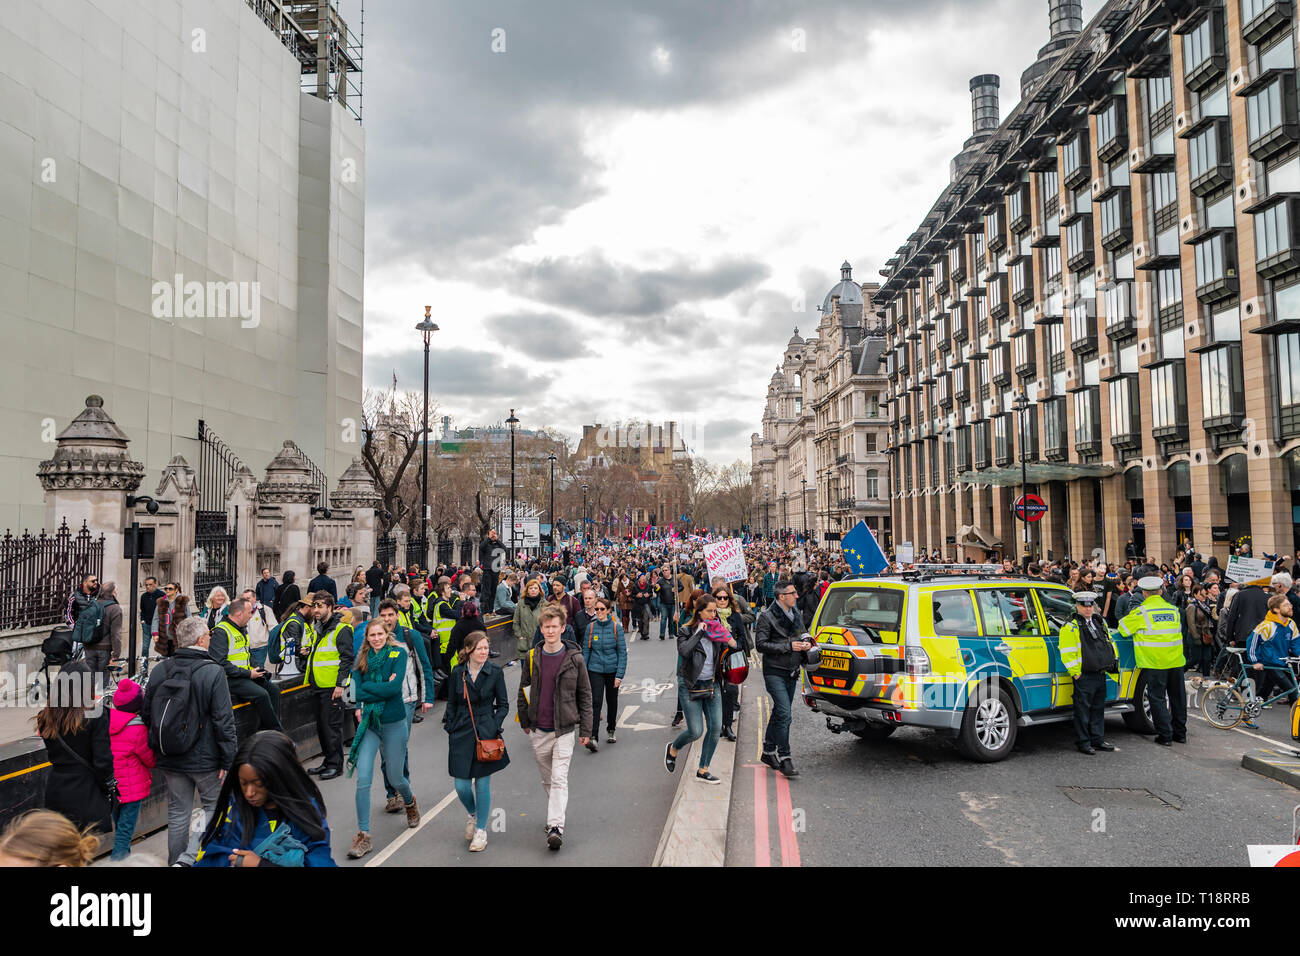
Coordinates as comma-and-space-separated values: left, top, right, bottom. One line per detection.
1013, 493, 1048, 523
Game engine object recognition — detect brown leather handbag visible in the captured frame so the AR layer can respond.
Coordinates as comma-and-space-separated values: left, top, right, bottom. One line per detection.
465, 672, 505, 762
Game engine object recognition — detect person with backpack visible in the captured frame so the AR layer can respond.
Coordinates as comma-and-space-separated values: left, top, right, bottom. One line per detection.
74, 581, 122, 686
107, 676, 154, 861
195, 731, 336, 867
266, 595, 311, 676
142, 615, 238, 866
580, 597, 627, 752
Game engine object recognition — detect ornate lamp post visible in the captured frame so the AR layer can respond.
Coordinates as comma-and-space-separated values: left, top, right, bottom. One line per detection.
415, 307, 440, 565
547, 452, 557, 551
506, 408, 519, 555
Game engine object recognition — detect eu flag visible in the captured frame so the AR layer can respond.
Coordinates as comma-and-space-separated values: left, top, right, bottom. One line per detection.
841, 520, 889, 576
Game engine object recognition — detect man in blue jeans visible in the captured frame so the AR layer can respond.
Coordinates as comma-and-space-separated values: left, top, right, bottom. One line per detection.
753, 579, 810, 778
655, 568, 675, 640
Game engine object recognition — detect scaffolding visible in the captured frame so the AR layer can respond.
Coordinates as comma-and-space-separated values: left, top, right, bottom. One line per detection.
244, 0, 363, 122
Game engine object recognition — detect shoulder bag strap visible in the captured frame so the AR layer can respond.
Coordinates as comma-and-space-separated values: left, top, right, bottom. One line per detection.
463, 671, 482, 745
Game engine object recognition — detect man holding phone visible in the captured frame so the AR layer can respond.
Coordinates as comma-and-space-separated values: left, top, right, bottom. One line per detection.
754, 580, 809, 778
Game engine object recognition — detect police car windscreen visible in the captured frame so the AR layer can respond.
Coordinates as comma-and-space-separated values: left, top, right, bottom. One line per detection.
820, 588, 902, 640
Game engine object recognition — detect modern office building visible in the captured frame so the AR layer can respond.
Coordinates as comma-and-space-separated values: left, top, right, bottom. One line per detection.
751, 263, 893, 545
875, 0, 1300, 564
0, 0, 365, 530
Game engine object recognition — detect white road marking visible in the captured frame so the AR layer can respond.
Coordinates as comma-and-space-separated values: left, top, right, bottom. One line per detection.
365, 789, 458, 867
617, 704, 639, 726
1187, 712, 1297, 751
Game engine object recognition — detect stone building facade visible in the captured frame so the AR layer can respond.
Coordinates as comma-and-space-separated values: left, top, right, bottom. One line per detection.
751, 264, 893, 546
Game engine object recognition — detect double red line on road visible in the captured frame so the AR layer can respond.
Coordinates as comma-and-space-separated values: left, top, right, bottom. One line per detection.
748, 764, 801, 867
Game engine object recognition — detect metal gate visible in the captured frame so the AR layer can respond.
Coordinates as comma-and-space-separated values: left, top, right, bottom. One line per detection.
436, 538, 454, 567
459, 537, 473, 566
377, 533, 395, 569
405, 535, 427, 569
194, 510, 237, 605
195, 420, 243, 604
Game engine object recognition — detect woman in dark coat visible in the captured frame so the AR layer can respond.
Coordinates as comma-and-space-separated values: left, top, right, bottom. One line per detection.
443, 629, 510, 852
36, 661, 114, 834
273, 569, 300, 621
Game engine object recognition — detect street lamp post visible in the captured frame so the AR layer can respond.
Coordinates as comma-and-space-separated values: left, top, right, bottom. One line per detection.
800, 477, 808, 540
415, 307, 440, 568
506, 409, 519, 558
547, 452, 556, 554
824, 468, 834, 546
581, 482, 589, 549
1012, 388, 1032, 571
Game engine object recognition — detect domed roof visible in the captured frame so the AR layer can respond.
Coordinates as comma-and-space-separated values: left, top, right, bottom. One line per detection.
786, 327, 805, 349
770, 366, 784, 384
821, 261, 863, 314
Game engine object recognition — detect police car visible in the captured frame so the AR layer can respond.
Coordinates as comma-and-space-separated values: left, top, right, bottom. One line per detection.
802, 566, 1154, 761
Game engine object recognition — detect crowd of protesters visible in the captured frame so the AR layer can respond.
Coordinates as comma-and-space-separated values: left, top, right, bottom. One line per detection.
13, 529, 1299, 866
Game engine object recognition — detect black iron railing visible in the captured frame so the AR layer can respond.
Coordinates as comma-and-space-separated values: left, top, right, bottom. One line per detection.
0, 519, 105, 631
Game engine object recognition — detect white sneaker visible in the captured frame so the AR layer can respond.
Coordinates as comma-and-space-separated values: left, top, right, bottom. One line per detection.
466, 814, 476, 841
469, 829, 488, 852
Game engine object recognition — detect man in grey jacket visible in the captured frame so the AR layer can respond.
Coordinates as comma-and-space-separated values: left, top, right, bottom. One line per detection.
143, 615, 238, 866
80, 582, 123, 685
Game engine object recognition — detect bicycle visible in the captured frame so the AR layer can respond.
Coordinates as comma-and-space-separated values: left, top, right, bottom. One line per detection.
1200, 651, 1300, 729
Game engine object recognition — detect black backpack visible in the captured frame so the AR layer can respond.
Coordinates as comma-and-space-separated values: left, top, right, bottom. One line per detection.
148, 657, 217, 756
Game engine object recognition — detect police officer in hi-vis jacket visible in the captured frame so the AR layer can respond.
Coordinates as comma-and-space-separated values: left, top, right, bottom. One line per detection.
1058, 591, 1119, 755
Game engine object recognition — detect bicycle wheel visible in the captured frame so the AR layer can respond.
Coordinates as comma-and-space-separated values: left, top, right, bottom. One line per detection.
1201, 685, 1246, 729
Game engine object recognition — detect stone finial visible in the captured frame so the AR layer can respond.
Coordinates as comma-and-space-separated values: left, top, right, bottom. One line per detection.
156, 454, 197, 498
37, 395, 145, 492
331, 457, 381, 510
259, 440, 319, 504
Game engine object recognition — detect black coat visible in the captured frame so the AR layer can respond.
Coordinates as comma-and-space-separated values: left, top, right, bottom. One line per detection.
273, 582, 301, 621
1221, 585, 1269, 647
365, 564, 387, 597
143, 648, 238, 773
754, 603, 805, 676
307, 574, 337, 600
443, 663, 510, 779
41, 714, 113, 833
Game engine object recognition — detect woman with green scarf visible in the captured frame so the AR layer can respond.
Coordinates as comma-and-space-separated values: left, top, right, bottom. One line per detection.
345, 619, 418, 859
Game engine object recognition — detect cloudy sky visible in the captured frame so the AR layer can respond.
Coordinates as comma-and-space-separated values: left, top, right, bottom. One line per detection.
358, 0, 1103, 466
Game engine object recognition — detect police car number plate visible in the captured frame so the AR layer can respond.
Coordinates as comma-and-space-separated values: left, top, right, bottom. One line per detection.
819, 651, 851, 671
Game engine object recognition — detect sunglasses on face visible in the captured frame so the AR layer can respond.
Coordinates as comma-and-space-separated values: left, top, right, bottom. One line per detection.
715, 595, 729, 601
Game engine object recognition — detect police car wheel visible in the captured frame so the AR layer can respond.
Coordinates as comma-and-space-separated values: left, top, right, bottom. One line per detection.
850, 724, 897, 740
957, 685, 1016, 762
1122, 673, 1156, 735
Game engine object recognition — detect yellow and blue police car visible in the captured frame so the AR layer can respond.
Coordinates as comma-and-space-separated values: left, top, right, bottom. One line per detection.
801, 566, 1152, 761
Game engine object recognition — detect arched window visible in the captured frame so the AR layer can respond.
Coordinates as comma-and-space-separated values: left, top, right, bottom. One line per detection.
865, 469, 879, 498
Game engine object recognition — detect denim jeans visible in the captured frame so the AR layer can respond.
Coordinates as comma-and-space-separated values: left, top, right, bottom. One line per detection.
671, 682, 723, 771
454, 776, 492, 830
111, 799, 143, 860
355, 718, 414, 833
385, 701, 417, 799
658, 606, 672, 638
762, 670, 799, 758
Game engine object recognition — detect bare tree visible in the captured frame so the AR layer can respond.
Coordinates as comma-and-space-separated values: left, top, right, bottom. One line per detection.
360, 385, 436, 534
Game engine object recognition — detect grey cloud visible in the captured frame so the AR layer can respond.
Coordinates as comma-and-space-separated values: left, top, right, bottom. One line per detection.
483, 312, 596, 360
364, 0, 970, 271
514, 253, 770, 318
364, 346, 549, 402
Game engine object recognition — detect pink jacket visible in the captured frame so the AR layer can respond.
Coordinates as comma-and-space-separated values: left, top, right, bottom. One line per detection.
109, 708, 156, 803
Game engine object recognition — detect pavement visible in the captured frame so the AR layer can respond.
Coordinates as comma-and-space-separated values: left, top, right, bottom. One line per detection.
725, 673, 1300, 866
125, 623, 696, 866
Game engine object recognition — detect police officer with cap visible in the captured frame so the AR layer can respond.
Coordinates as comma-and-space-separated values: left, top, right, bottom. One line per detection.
1118, 575, 1187, 746
1058, 591, 1119, 754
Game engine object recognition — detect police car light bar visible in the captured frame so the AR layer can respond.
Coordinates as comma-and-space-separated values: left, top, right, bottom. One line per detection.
901, 563, 1004, 574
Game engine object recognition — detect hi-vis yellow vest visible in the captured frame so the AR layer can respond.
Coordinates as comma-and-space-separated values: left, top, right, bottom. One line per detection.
308, 620, 347, 688
215, 620, 251, 671
430, 598, 456, 653
1118, 596, 1185, 670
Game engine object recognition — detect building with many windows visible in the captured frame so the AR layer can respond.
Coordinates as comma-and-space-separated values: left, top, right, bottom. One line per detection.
751, 263, 893, 545
876, 0, 1300, 564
